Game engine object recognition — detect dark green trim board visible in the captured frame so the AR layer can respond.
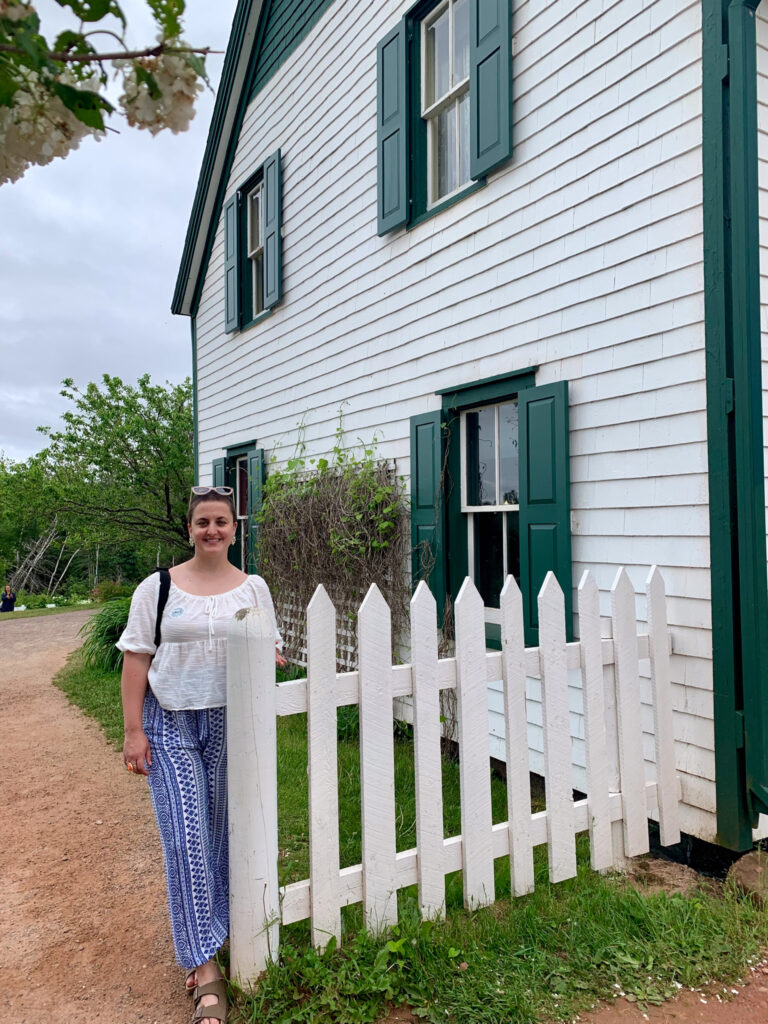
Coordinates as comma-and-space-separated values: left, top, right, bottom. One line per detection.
191, 318, 199, 483
702, 0, 768, 849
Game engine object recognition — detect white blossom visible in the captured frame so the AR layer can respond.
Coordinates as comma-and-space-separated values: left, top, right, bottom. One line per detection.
0, 0, 34, 22
0, 68, 103, 185
117, 40, 203, 137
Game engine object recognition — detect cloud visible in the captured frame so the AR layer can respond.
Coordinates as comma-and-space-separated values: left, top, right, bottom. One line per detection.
0, 0, 237, 462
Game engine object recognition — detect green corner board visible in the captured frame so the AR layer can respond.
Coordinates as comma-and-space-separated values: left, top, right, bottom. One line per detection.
702, 0, 768, 851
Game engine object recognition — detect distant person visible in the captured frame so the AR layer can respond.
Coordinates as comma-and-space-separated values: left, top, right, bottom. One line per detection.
117, 485, 285, 1024
0, 585, 16, 612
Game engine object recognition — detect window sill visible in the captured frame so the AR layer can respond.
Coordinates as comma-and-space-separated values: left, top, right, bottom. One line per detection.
240, 307, 274, 331
407, 177, 485, 231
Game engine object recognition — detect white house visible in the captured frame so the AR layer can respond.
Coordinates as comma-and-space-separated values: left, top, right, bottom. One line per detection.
173, 0, 768, 852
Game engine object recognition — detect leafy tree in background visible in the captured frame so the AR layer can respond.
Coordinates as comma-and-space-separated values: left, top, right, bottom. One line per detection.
38, 373, 194, 548
0, 0, 212, 185
0, 374, 194, 592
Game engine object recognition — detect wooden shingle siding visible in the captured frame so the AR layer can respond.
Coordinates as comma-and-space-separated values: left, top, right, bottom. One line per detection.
196, 0, 717, 836
248, 0, 337, 101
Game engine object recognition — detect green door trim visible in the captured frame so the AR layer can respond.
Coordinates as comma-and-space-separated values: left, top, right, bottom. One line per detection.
702, 0, 768, 849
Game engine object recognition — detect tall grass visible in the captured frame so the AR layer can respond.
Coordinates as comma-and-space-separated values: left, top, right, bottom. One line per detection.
78, 596, 131, 672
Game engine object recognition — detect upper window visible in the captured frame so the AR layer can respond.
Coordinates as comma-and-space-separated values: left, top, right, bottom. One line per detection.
376, 0, 513, 234
246, 180, 265, 318
422, 0, 470, 206
223, 149, 282, 333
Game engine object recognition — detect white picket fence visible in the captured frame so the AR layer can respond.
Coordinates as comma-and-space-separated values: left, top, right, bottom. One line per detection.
226, 567, 681, 985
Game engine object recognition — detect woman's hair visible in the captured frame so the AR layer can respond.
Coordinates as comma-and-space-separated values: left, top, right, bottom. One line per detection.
187, 490, 237, 524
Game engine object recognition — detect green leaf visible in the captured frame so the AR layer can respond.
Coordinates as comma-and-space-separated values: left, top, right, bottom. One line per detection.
0, 71, 19, 107
134, 63, 161, 100
51, 81, 109, 129
53, 30, 95, 56
54, 0, 125, 25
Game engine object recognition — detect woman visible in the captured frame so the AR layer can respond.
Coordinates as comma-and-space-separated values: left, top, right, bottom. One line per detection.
1, 584, 16, 612
117, 486, 285, 1024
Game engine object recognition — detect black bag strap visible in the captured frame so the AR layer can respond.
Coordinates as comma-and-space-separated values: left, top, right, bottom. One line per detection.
153, 568, 171, 648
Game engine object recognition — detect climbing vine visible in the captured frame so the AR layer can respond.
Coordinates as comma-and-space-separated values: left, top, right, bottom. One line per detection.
259, 425, 410, 670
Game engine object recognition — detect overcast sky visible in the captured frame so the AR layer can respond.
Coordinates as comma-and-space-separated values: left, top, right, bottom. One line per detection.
0, 0, 239, 462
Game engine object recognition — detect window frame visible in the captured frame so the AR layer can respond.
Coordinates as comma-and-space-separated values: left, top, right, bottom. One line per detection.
376, 0, 513, 235
409, 0, 483, 225
237, 168, 269, 330
420, 0, 471, 208
441, 371, 533, 640
245, 178, 265, 321
223, 149, 282, 333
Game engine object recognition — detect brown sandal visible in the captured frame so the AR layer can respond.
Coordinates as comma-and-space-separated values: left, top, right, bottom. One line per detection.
192, 979, 228, 1023
185, 970, 197, 995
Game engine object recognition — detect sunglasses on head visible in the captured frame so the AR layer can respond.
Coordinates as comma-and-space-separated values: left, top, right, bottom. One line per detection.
190, 485, 234, 497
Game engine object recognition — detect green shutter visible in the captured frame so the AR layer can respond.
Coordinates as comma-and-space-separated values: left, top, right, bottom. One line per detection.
211, 457, 226, 488
469, 0, 513, 180
518, 381, 572, 645
247, 447, 265, 573
263, 150, 282, 309
410, 411, 446, 619
377, 19, 409, 235
223, 195, 239, 332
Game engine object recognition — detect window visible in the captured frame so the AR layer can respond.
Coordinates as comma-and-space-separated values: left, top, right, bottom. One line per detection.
377, 0, 513, 234
410, 371, 572, 646
422, 0, 470, 206
461, 400, 520, 616
223, 149, 282, 332
211, 445, 265, 572
246, 181, 265, 318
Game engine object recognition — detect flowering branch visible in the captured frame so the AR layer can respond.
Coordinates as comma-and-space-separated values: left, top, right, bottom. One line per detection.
0, 0, 212, 185
0, 42, 218, 62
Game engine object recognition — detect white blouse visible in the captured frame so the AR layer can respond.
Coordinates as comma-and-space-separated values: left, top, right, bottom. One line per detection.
116, 573, 283, 711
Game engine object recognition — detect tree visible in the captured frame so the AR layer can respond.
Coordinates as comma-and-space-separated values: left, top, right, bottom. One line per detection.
37, 373, 194, 549
0, 0, 212, 185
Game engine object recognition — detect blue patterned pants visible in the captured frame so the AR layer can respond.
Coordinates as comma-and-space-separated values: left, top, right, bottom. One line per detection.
143, 689, 229, 969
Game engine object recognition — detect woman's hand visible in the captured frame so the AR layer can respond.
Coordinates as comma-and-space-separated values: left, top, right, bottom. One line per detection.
123, 729, 152, 776
275, 649, 287, 669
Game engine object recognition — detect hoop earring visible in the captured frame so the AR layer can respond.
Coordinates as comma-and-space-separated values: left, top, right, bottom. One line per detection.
188, 537, 194, 547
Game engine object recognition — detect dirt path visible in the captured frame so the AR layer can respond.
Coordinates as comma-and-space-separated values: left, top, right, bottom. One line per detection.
3, 610, 768, 1024
1, 610, 188, 1024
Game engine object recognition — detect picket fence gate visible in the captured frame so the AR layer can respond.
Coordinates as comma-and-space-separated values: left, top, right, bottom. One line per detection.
226, 567, 681, 985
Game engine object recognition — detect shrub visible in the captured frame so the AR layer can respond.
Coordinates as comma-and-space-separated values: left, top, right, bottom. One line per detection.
91, 580, 132, 602
79, 596, 132, 672
17, 591, 48, 609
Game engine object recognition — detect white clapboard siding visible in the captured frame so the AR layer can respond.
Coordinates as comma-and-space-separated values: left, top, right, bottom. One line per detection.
226, 570, 681, 980
195, 0, 715, 836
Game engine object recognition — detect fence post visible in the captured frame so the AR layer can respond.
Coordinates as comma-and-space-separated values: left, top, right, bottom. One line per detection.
227, 607, 279, 986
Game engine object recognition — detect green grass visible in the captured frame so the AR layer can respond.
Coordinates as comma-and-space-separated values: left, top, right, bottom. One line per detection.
53, 652, 768, 1024
53, 648, 124, 747
0, 603, 99, 621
